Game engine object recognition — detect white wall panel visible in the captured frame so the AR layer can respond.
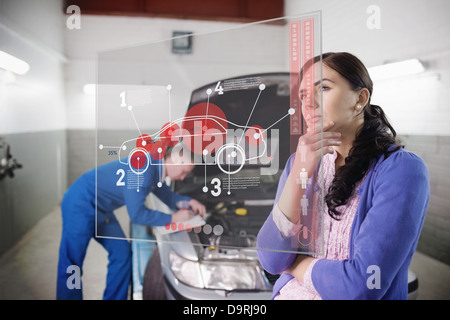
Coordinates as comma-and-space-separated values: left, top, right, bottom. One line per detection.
0, 0, 67, 135
285, 0, 450, 135
63, 15, 287, 130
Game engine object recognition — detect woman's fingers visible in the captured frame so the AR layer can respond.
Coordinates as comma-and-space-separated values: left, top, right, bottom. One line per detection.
310, 137, 341, 152
299, 131, 341, 151
301, 121, 339, 142
293, 121, 341, 173
302, 131, 341, 144
307, 120, 335, 134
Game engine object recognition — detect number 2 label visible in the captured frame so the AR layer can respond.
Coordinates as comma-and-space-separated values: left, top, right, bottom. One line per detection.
116, 169, 125, 186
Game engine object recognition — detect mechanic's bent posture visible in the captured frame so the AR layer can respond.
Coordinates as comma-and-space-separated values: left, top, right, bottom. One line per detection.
57, 150, 205, 300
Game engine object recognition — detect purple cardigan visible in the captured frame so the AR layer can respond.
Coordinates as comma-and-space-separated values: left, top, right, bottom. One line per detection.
257, 147, 429, 299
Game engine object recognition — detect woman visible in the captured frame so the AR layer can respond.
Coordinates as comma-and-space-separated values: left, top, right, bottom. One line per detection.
57, 148, 205, 300
257, 52, 429, 299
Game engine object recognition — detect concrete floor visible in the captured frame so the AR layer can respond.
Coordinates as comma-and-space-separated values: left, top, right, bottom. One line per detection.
1, 205, 449, 300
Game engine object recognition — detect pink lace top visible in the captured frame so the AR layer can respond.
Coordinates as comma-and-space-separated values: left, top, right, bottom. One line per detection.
273, 150, 364, 300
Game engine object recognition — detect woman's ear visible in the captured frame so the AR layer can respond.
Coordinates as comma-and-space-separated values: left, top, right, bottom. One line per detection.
357, 88, 371, 108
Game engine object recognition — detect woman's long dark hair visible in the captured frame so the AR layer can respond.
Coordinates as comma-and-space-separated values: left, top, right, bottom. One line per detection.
301, 52, 403, 220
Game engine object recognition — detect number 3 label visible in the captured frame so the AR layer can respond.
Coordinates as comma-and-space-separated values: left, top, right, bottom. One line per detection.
211, 178, 221, 197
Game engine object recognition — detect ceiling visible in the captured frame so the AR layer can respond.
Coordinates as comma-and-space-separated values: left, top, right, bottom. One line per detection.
64, 0, 285, 23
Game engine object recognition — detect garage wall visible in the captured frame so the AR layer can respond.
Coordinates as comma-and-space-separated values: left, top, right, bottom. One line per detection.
0, 0, 67, 255
3, 0, 447, 265
64, 14, 288, 130
401, 135, 450, 264
285, 0, 450, 264
0, 130, 67, 255
64, 1, 450, 264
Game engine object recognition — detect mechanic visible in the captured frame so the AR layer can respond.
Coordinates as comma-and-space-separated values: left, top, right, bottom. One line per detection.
56, 147, 205, 300
257, 52, 429, 299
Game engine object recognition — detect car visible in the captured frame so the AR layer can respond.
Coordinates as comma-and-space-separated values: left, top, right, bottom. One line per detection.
130, 72, 419, 300
131, 72, 290, 300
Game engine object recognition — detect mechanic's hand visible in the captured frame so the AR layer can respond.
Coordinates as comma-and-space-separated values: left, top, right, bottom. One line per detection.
171, 209, 194, 223
189, 199, 206, 217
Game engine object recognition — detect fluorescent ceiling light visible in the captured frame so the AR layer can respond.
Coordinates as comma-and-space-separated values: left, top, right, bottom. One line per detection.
368, 59, 425, 81
83, 83, 96, 95
0, 70, 16, 85
0, 51, 30, 75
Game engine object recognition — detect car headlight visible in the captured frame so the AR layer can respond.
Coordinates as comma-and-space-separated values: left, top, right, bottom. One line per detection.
169, 250, 203, 288
169, 250, 266, 291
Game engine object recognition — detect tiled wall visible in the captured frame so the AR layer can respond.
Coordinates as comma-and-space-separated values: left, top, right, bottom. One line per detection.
400, 135, 450, 264
67, 129, 147, 186
0, 130, 67, 255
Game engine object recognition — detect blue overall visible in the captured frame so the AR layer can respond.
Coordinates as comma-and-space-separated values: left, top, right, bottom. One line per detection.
56, 158, 190, 300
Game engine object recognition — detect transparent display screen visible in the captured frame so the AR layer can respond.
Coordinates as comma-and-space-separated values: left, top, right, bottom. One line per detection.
96, 12, 324, 257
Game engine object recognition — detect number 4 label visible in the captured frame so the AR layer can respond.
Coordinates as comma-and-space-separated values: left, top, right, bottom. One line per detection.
215, 81, 224, 95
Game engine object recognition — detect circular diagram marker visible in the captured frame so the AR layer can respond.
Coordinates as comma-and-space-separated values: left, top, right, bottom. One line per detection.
245, 125, 264, 146
213, 225, 224, 236
129, 148, 149, 174
136, 134, 153, 152
194, 225, 202, 234
203, 224, 212, 235
215, 144, 245, 175
150, 141, 166, 160
298, 226, 313, 246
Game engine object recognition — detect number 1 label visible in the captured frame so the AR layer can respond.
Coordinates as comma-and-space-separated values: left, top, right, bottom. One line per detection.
120, 91, 126, 107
